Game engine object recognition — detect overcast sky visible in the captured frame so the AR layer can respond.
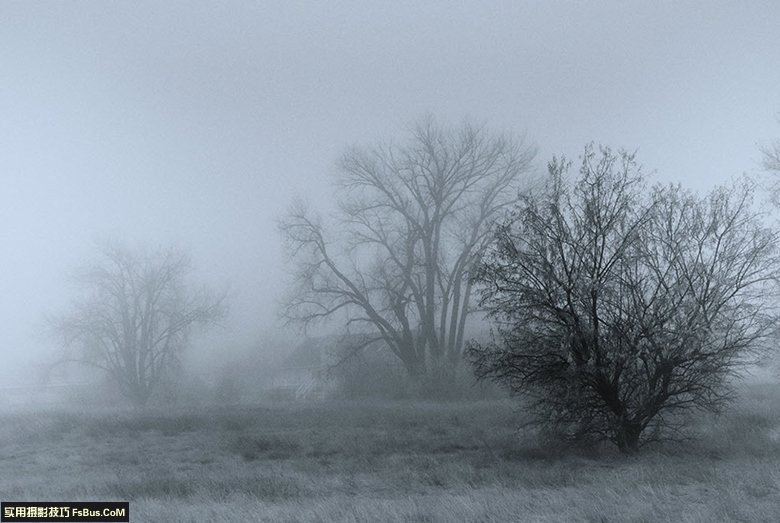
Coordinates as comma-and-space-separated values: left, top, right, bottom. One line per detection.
2, 1, 779, 382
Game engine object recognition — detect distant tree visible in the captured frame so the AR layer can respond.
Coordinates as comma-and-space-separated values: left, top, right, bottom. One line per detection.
214, 369, 243, 405
761, 124, 780, 205
469, 145, 779, 453
760, 121, 780, 364
279, 117, 536, 379
51, 242, 226, 406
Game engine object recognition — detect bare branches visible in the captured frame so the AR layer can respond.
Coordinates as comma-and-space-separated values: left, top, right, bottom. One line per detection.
760, 119, 780, 206
469, 145, 780, 453
50, 242, 226, 406
280, 118, 536, 377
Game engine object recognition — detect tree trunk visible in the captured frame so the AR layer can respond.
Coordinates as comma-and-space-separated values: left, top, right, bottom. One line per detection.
401, 348, 426, 380
615, 422, 642, 454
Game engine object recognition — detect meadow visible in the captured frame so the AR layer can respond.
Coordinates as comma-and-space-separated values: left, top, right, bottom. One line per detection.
1, 383, 779, 522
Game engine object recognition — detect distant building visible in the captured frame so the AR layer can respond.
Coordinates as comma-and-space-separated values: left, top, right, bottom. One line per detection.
265, 334, 379, 400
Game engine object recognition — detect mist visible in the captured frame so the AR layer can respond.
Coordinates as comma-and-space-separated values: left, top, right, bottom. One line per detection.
2, 2, 780, 520
3, 2, 779, 382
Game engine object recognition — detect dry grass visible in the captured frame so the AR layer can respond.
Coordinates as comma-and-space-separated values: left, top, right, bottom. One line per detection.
1, 383, 779, 521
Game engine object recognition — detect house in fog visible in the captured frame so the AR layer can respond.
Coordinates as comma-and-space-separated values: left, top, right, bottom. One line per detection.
265, 336, 339, 400
265, 334, 381, 400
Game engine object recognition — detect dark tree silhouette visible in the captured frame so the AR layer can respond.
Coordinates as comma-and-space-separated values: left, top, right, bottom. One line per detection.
469, 145, 779, 452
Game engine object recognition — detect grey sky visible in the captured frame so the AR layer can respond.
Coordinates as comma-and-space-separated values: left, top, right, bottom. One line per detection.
2, 1, 779, 380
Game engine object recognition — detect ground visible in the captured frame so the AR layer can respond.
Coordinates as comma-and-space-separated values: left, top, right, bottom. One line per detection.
1, 383, 779, 522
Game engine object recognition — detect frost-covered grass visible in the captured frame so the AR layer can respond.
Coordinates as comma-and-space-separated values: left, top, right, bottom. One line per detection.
1, 384, 779, 522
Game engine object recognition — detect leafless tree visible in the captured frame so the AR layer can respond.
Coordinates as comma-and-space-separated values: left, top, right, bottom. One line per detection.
280, 118, 536, 378
761, 124, 780, 205
51, 242, 226, 406
759, 121, 780, 363
469, 145, 779, 453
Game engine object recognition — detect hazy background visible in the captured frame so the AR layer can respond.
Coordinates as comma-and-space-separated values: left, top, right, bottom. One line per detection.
2, 1, 779, 384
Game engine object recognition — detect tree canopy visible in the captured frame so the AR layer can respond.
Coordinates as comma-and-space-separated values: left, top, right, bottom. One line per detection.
469, 145, 780, 452
52, 242, 226, 406
280, 118, 536, 378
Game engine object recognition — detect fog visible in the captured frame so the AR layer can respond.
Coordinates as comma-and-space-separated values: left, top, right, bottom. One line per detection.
4, 4, 780, 521
2, 1, 779, 386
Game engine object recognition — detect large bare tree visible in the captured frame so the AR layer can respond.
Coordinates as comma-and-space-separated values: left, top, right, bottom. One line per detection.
280, 118, 536, 377
52, 242, 226, 406
469, 145, 779, 452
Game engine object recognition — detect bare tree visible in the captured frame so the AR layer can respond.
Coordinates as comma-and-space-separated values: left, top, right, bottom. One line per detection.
469, 145, 779, 452
761, 124, 780, 205
759, 121, 780, 365
280, 118, 536, 378
51, 242, 226, 406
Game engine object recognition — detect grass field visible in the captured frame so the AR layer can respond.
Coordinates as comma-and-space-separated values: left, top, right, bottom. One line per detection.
1, 383, 779, 522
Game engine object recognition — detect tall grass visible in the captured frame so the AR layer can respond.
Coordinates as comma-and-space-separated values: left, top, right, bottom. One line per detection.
0, 384, 778, 521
